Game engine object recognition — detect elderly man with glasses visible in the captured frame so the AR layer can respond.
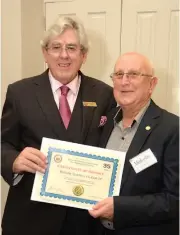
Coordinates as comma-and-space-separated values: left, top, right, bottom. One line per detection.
89, 52, 179, 235
1, 16, 116, 235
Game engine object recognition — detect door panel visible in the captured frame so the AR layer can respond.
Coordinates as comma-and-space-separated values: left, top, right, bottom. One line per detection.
121, 0, 179, 114
45, 0, 122, 85
44, 0, 179, 114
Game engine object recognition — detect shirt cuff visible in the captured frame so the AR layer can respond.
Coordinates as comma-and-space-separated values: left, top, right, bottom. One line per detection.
13, 174, 24, 186
101, 219, 115, 230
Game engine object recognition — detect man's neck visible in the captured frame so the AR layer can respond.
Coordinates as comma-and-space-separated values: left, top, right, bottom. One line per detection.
122, 100, 150, 128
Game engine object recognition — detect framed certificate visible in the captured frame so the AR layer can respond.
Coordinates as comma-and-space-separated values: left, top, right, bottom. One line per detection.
31, 137, 126, 210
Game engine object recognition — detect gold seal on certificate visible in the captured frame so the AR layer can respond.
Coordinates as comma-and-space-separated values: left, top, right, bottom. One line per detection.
73, 185, 84, 196
54, 154, 62, 163
31, 138, 126, 210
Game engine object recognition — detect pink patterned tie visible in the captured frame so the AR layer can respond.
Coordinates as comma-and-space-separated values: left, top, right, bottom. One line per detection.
59, 86, 71, 129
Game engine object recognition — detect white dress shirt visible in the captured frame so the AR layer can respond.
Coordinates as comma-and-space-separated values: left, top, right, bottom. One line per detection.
49, 71, 81, 112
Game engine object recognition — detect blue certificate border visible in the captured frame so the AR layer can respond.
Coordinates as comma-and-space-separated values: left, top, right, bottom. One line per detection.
40, 147, 119, 205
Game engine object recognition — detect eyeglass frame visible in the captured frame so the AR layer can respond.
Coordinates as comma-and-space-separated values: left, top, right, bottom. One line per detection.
110, 71, 153, 80
45, 42, 85, 56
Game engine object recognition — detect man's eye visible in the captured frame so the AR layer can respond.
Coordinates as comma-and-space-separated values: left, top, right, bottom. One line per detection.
130, 72, 139, 76
52, 46, 61, 50
67, 46, 76, 51
116, 72, 124, 76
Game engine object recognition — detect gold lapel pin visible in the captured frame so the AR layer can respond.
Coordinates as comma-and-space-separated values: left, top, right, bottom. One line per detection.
83, 102, 97, 107
145, 126, 151, 131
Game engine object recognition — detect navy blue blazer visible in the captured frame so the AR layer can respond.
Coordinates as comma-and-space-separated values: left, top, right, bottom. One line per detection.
99, 100, 179, 235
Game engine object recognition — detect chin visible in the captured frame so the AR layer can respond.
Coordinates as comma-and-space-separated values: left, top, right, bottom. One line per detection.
118, 98, 131, 105
56, 72, 74, 83
119, 101, 133, 108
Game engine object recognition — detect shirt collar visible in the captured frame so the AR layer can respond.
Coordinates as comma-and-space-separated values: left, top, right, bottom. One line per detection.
48, 70, 81, 95
115, 100, 151, 129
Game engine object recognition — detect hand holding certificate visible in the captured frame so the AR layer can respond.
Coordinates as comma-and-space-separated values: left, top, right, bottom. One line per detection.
31, 137, 126, 210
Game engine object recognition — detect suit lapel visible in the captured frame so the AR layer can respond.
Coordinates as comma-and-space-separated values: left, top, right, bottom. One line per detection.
80, 73, 97, 143
34, 70, 98, 142
120, 101, 162, 190
99, 107, 122, 148
34, 70, 67, 140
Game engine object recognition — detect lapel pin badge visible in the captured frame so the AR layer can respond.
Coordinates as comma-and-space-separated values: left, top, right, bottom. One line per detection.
145, 126, 151, 131
83, 102, 97, 107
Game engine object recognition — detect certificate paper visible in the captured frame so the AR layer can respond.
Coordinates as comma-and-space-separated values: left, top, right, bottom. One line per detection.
31, 137, 126, 210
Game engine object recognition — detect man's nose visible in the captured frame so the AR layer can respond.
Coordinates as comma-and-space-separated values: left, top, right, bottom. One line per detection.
121, 74, 130, 85
59, 48, 69, 58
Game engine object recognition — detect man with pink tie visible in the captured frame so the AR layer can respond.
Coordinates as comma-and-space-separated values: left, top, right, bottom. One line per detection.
1, 16, 116, 235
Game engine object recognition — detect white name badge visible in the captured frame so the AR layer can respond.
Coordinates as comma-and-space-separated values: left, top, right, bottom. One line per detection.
129, 149, 157, 173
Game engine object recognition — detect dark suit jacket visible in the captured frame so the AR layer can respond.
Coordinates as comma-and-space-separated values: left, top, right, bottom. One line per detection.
1, 70, 116, 235
99, 100, 179, 235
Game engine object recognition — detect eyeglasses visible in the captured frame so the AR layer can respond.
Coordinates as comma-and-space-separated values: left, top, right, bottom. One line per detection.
110, 71, 153, 80
46, 43, 82, 56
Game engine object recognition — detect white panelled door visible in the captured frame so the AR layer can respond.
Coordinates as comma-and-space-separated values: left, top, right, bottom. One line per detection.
44, 0, 122, 85
44, 0, 179, 114
121, 0, 179, 114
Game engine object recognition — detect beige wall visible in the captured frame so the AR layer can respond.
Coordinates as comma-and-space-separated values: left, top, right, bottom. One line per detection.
1, 0, 44, 221
1, 0, 22, 107
1, 0, 44, 105
21, 0, 44, 77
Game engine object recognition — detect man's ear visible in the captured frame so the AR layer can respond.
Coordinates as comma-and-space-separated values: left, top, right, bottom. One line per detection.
82, 52, 88, 64
149, 76, 158, 94
42, 47, 48, 63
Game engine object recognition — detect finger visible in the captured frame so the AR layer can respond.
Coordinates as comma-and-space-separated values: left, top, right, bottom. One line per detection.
89, 206, 106, 218
22, 158, 46, 173
20, 164, 36, 174
16, 158, 46, 174
25, 147, 47, 162
23, 152, 47, 169
92, 199, 106, 210
13, 160, 35, 174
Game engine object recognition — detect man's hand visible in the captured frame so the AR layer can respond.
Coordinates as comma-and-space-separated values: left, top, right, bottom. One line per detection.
13, 147, 47, 174
89, 197, 114, 221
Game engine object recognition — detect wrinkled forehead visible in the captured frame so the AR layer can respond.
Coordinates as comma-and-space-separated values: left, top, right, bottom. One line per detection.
115, 54, 151, 73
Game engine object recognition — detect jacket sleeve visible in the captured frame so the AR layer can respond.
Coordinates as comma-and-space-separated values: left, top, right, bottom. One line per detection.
113, 126, 179, 229
1, 85, 21, 185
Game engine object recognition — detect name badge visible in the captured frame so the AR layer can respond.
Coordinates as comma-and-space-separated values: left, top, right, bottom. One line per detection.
129, 149, 157, 173
83, 102, 97, 107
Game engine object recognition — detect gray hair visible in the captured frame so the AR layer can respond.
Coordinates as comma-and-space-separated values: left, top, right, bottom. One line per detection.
40, 16, 89, 53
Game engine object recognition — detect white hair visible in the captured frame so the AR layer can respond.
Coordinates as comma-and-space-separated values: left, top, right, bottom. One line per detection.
40, 16, 89, 53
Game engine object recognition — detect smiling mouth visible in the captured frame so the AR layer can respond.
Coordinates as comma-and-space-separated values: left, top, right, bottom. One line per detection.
58, 63, 71, 67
